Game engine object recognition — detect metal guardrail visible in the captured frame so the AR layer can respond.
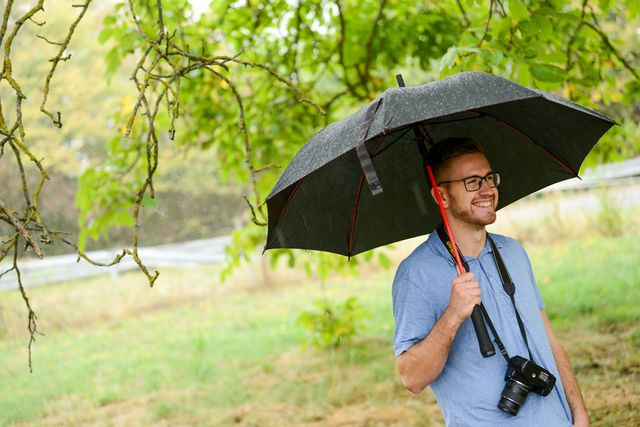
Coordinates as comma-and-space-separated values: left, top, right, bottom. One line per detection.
541, 156, 640, 192
0, 236, 231, 292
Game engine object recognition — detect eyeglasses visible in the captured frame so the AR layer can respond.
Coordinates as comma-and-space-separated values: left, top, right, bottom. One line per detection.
438, 172, 501, 192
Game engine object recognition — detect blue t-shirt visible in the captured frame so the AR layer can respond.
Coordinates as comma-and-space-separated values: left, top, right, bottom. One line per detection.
392, 231, 573, 427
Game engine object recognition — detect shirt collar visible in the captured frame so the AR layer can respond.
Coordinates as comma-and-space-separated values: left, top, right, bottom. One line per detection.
426, 229, 502, 267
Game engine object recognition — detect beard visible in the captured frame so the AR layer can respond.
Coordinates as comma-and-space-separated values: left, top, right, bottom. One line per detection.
448, 194, 498, 227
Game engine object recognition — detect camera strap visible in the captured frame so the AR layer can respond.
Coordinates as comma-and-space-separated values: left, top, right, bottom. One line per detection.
486, 236, 534, 361
436, 225, 534, 362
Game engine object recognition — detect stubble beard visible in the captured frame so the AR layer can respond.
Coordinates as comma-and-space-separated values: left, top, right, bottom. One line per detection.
449, 195, 498, 228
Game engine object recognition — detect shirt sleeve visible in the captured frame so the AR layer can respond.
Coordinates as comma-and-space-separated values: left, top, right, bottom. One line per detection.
392, 267, 437, 357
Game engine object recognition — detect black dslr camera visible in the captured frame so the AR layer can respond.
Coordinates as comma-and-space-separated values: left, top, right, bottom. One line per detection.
498, 355, 556, 416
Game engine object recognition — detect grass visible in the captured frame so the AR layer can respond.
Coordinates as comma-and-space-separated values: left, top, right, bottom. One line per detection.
0, 230, 639, 426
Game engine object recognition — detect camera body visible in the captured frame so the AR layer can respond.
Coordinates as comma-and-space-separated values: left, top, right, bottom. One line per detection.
498, 355, 556, 416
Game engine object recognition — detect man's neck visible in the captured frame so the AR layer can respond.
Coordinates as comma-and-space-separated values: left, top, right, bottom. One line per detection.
448, 219, 487, 258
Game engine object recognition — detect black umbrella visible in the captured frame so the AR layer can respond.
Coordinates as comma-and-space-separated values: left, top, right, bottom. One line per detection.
265, 72, 615, 257
264, 72, 615, 357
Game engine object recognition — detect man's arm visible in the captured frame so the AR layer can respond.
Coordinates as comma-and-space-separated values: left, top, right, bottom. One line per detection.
541, 310, 590, 427
396, 272, 480, 394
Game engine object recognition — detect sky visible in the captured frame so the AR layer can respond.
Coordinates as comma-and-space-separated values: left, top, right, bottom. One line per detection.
189, 0, 211, 19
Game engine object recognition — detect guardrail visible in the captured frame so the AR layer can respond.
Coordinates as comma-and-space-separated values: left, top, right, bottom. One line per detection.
0, 236, 231, 292
541, 155, 640, 192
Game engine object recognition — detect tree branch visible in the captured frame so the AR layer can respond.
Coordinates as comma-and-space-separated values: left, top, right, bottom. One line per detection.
0, 198, 44, 259
40, 0, 93, 128
362, 0, 387, 90
584, 14, 639, 80
477, 0, 495, 47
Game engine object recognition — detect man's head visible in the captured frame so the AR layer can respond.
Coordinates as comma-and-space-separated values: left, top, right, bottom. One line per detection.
428, 138, 499, 228
427, 138, 485, 182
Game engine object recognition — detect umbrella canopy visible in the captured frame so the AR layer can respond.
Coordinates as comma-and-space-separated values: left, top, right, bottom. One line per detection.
265, 72, 616, 257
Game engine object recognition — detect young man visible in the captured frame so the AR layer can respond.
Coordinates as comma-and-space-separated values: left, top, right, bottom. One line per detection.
392, 138, 589, 426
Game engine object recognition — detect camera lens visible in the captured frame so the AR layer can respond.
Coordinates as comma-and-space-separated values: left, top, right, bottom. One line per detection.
498, 379, 530, 416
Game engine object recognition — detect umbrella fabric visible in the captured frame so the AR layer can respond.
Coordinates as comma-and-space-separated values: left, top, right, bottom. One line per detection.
265, 72, 615, 256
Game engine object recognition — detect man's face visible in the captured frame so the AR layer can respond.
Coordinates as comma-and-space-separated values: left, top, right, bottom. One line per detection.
438, 152, 499, 228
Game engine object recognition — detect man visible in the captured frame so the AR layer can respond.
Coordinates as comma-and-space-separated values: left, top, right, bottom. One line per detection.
392, 138, 589, 426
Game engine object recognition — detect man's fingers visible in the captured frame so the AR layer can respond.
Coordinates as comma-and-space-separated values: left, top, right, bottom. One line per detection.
454, 272, 475, 284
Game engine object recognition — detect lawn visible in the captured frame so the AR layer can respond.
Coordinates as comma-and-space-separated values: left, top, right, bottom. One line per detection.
0, 232, 638, 426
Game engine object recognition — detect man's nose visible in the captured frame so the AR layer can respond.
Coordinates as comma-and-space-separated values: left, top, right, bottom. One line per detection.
478, 178, 493, 193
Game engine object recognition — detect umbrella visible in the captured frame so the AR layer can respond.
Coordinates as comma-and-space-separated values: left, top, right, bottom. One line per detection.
264, 72, 615, 257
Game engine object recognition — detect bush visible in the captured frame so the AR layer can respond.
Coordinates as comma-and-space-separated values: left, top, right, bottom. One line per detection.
297, 296, 369, 350
595, 191, 624, 237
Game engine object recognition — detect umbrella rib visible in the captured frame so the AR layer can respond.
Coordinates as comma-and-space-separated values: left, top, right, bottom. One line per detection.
278, 177, 306, 222
467, 110, 578, 176
348, 174, 366, 257
370, 127, 413, 159
265, 177, 306, 251
348, 135, 387, 256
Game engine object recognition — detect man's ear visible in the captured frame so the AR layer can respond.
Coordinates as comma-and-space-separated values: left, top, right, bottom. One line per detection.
430, 186, 449, 208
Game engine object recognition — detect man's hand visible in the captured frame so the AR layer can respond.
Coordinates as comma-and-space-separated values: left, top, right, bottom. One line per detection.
446, 272, 481, 324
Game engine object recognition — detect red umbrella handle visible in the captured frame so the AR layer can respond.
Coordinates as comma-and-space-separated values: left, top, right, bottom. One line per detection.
425, 164, 465, 275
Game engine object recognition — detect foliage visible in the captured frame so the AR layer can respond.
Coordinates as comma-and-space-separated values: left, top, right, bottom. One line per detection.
297, 296, 369, 349
595, 190, 624, 236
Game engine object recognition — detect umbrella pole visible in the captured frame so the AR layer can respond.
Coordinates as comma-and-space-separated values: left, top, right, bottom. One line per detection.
425, 165, 465, 275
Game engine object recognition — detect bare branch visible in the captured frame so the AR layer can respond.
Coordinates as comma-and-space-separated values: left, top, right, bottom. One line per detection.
156, 0, 165, 37
362, 0, 387, 88
36, 34, 63, 46
40, 0, 93, 128
0, 198, 44, 258
477, 0, 495, 47
0, 0, 15, 48
28, 17, 46, 26
11, 241, 42, 372
206, 66, 266, 224
334, 0, 367, 100
565, 0, 589, 75
456, 0, 470, 26
243, 195, 267, 227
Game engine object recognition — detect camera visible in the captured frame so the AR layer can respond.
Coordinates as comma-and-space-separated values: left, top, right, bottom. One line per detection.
498, 356, 556, 416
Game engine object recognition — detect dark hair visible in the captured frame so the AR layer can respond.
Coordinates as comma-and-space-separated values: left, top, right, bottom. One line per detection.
427, 137, 485, 181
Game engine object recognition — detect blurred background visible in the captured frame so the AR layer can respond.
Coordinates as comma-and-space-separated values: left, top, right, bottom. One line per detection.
0, 0, 638, 425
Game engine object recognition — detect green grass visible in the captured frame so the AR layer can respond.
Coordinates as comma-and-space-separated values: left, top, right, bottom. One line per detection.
0, 233, 638, 426
528, 233, 640, 328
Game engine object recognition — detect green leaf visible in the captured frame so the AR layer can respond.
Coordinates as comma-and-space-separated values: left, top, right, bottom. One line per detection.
103, 15, 116, 26
598, 0, 611, 12
378, 252, 391, 270
141, 195, 159, 209
491, 49, 504, 66
98, 27, 114, 44
509, 0, 530, 21
530, 63, 567, 82
440, 47, 458, 71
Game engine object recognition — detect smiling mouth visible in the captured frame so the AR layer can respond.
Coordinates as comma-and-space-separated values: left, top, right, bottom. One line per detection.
473, 200, 493, 208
